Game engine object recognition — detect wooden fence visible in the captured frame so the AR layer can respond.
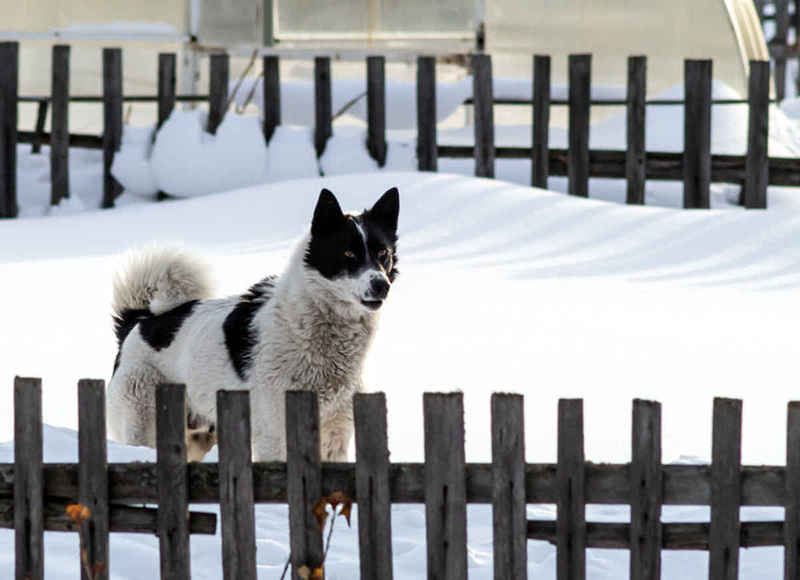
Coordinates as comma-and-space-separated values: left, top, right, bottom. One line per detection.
755, 0, 800, 100
7, 376, 800, 579
0, 42, 793, 218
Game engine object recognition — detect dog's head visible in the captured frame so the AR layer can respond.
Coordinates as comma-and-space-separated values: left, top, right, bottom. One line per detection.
304, 187, 399, 312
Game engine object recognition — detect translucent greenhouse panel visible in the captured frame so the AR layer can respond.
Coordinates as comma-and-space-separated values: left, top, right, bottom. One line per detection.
193, 0, 263, 46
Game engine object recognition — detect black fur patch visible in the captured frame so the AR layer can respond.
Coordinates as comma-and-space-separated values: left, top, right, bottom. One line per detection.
138, 300, 199, 351
223, 276, 276, 380
112, 308, 150, 373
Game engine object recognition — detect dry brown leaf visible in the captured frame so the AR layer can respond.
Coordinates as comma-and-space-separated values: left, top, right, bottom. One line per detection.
311, 566, 324, 579
313, 498, 329, 530
66, 503, 91, 522
327, 491, 353, 527
297, 565, 311, 579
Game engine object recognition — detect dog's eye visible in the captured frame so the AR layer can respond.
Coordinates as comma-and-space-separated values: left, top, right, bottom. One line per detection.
344, 250, 356, 259
377, 249, 391, 261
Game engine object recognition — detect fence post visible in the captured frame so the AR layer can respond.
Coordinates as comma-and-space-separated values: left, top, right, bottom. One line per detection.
78, 379, 110, 580
314, 57, 332, 158
208, 53, 229, 135
626, 56, 646, 205
743, 60, 769, 209
51, 44, 70, 207
367, 55, 387, 166
0, 42, 18, 218
629, 399, 661, 580
102, 47, 123, 209
557, 398, 585, 580
491, 394, 526, 579
217, 391, 257, 580
568, 54, 591, 198
286, 391, 324, 580
354, 393, 393, 580
157, 53, 176, 130
683, 59, 712, 209
532, 55, 551, 189
472, 53, 495, 178
416, 55, 437, 171
710, 398, 742, 580
263, 55, 280, 143
14, 376, 43, 580
785, 402, 800, 579
775, 0, 789, 101
156, 384, 190, 580
424, 393, 467, 580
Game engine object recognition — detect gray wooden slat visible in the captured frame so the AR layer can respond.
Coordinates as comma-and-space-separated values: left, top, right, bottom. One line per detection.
31, 99, 48, 154
532, 54, 551, 188
263, 55, 280, 143
51, 44, 70, 206
157, 53, 176, 130
217, 391, 257, 580
491, 393, 526, 579
744, 60, 770, 209
683, 59, 712, 209
286, 391, 324, 580
424, 392, 467, 580
775, 0, 790, 101
14, 376, 43, 580
626, 55, 647, 205
314, 56, 332, 158
416, 55, 437, 171
354, 393, 393, 580
102, 47, 122, 209
207, 53, 229, 135
557, 398, 585, 580
710, 397, 742, 580
630, 399, 661, 580
0, 42, 18, 218
568, 54, 591, 197
367, 55, 387, 166
472, 53, 495, 178
785, 402, 800, 579
156, 383, 190, 580
78, 379, 109, 580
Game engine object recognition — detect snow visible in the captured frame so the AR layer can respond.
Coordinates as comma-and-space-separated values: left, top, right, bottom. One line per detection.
2, 168, 800, 577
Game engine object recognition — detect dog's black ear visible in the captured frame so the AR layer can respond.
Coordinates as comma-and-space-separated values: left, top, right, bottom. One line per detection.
312, 188, 345, 237
368, 187, 399, 234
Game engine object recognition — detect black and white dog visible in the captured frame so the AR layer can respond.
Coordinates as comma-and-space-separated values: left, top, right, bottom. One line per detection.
107, 187, 399, 461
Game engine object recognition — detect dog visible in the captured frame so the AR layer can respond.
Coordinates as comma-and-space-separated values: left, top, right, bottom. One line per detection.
107, 187, 399, 461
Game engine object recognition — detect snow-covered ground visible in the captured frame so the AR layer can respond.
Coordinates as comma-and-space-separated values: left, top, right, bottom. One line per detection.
1, 167, 800, 577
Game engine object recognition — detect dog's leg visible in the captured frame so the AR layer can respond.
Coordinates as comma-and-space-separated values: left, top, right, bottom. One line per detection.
186, 410, 216, 462
320, 410, 354, 462
107, 363, 165, 448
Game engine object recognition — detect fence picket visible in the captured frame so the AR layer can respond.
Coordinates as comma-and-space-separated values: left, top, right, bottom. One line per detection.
557, 398, 585, 580
630, 399, 661, 580
491, 393, 526, 579
683, 59, 712, 209
744, 60, 770, 209
14, 376, 43, 580
354, 393, 393, 580
314, 56, 332, 158
416, 55, 437, 171
472, 53, 495, 178
263, 55, 280, 143
710, 398, 742, 580
568, 54, 591, 197
51, 44, 70, 206
367, 55, 387, 167
424, 393, 467, 580
217, 391, 257, 580
775, 0, 790, 100
157, 53, 176, 130
156, 384, 190, 580
532, 54, 551, 188
626, 56, 646, 205
286, 391, 324, 579
102, 48, 122, 209
208, 53, 229, 135
785, 402, 800, 579
78, 379, 110, 580
0, 42, 18, 218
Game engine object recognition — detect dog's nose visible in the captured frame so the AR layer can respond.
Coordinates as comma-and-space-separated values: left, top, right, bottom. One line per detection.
370, 278, 390, 300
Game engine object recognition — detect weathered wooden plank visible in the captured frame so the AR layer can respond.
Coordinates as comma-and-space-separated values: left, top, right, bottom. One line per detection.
683, 59, 712, 209
207, 53, 229, 135
367, 55, 387, 167
286, 391, 324, 580
314, 56, 332, 158
491, 394, 526, 579
102, 48, 122, 208
262, 55, 280, 143
50, 45, 70, 206
424, 393, 467, 580
532, 54, 551, 188
0, 42, 18, 218
630, 400, 661, 580
31, 99, 48, 154
157, 53, 176, 130
786, 402, 800, 579
472, 53, 495, 178
416, 56, 437, 171
78, 379, 109, 580
217, 391, 257, 580
775, 0, 790, 100
568, 54, 591, 198
626, 56, 646, 205
156, 384, 190, 580
744, 60, 770, 209
710, 398, 742, 580
354, 393, 393, 580
557, 398, 585, 580
14, 377, 43, 580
